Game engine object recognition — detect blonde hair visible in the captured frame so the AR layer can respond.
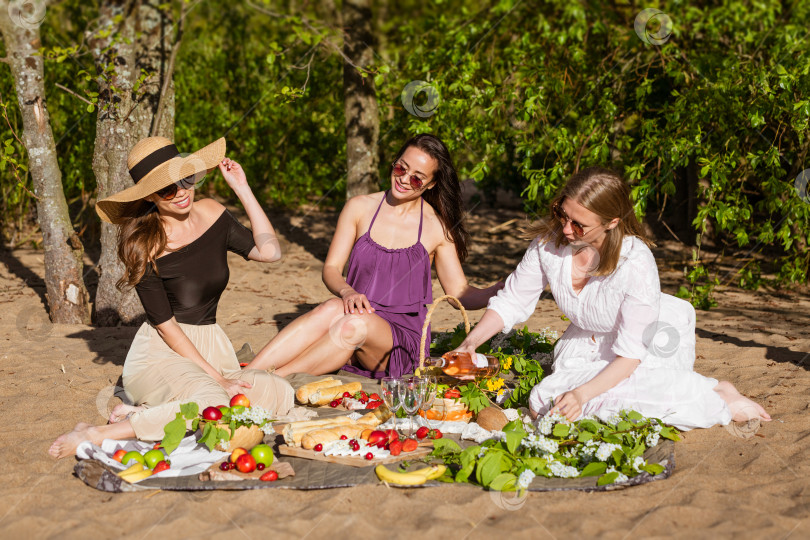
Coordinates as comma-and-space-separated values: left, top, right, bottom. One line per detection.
521, 166, 654, 276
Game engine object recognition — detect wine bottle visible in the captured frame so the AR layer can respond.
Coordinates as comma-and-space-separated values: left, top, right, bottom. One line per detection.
423, 352, 500, 379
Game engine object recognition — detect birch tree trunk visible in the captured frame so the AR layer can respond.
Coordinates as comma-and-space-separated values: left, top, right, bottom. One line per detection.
342, 0, 379, 198
89, 0, 176, 326
0, 1, 91, 324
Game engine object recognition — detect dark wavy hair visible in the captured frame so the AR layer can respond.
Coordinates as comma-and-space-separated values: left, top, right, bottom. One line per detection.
392, 134, 470, 262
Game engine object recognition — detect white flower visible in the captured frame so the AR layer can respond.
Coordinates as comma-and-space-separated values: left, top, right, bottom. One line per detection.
632, 456, 647, 473
645, 432, 660, 447
548, 460, 579, 478
605, 412, 622, 425
219, 439, 230, 450
595, 442, 622, 462
521, 434, 559, 454
606, 466, 629, 483
517, 469, 536, 489
478, 447, 489, 458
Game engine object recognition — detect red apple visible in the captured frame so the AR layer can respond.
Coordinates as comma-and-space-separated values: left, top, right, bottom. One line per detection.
112, 449, 127, 463
367, 430, 388, 448
230, 394, 250, 407
235, 453, 256, 473
202, 406, 223, 421
230, 447, 248, 463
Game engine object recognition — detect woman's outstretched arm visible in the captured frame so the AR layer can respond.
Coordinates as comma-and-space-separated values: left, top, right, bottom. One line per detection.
218, 158, 282, 262
433, 240, 504, 309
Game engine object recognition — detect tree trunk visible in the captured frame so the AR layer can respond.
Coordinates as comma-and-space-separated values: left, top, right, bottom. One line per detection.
0, 2, 91, 324
89, 0, 176, 326
342, 0, 379, 198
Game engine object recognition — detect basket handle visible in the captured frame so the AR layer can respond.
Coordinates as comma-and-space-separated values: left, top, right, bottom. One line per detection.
418, 294, 470, 370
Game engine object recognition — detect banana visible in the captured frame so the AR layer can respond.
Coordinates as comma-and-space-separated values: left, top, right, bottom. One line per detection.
117, 463, 145, 477
119, 469, 154, 483
375, 464, 446, 486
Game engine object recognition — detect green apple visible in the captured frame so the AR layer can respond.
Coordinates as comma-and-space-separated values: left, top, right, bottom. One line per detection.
143, 449, 166, 469
122, 451, 145, 467
250, 444, 274, 467
230, 405, 246, 415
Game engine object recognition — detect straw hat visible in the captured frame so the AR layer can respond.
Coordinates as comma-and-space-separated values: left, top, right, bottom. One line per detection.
95, 136, 226, 224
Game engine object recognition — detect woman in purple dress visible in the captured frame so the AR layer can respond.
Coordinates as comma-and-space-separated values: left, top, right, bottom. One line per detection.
247, 135, 503, 378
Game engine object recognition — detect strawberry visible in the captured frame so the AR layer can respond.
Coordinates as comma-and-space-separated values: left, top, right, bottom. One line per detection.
444, 388, 461, 399
369, 393, 381, 401
385, 429, 399, 445
366, 400, 382, 409
402, 439, 418, 452
260, 470, 279, 482
416, 426, 429, 440
429, 429, 443, 439
388, 440, 403, 456
354, 391, 368, 402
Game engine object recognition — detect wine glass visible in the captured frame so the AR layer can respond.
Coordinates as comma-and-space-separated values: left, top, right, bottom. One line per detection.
381, 377, 402, 426
418, 376, 437, 427
400, 377, 424, 438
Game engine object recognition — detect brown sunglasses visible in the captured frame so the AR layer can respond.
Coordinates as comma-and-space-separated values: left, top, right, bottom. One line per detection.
552, 200, 590, 238
154, 174, 200, 201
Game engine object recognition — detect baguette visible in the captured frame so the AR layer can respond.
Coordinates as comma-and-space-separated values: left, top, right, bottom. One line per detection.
308, 382, 363, 406
282, 417, 354, 446
301, 425, 365, 450
295, 378, 342, 404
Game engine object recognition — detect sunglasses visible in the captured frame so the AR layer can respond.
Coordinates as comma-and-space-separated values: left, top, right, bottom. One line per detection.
392, 161, 426, 190
552, 200, 591, 238
154, 174, 202, 201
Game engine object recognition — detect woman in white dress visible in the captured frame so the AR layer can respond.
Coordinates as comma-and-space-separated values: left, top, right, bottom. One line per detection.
453, 167, 770, 430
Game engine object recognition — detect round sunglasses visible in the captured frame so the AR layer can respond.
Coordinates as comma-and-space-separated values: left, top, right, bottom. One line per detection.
391, 161, 426, 190
154, 174, 203, 201
551, 200, 599, 238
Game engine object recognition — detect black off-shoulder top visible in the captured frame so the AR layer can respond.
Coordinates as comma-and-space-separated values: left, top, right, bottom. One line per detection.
135, 210, 255, 326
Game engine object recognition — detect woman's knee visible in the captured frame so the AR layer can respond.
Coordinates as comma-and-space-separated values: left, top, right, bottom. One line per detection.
238, 370, 294, 414
316, 297, 345, 319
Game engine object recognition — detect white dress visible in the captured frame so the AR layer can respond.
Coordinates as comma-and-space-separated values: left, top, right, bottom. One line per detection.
488, 235, 732, 430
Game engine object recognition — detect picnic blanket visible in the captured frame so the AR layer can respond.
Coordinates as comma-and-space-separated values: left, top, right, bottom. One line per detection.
73, 371, 676, 493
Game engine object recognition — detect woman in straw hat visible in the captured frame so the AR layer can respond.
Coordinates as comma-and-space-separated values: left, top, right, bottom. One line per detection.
49, 137, 294, 458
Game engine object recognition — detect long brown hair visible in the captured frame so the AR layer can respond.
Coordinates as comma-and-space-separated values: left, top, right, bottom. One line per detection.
116, 200, 168, 290
522, 166, 654, 276
393, 134, 470, 262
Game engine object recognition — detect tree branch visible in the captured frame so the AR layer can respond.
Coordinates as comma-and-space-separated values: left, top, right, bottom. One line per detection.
55, 83, 93, 105
150, 2, 185, 137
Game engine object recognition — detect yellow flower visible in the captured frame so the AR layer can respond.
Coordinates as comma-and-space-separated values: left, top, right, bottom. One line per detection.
502, 356, 513, 370
497, 388, 505, 397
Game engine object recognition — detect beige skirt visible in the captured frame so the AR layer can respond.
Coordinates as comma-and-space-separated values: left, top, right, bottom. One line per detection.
122, 322, 294, 441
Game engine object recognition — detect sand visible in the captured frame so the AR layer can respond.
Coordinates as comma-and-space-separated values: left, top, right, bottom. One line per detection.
1, 204, 808, 539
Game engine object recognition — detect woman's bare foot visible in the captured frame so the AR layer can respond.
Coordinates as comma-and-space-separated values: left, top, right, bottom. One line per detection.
109, 403, 144, 424
48, 423, 100, 459
715, 381, 771, 422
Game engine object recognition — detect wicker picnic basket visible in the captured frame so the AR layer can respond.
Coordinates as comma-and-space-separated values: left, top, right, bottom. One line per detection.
416, 295, 473, 423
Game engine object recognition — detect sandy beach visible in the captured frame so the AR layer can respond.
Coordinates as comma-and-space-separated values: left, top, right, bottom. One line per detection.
1, 204, 808, 539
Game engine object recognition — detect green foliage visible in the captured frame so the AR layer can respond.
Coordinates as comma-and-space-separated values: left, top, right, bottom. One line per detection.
2, 0, 808, 299
431, 411, 676, 491
160, 402, 274, 454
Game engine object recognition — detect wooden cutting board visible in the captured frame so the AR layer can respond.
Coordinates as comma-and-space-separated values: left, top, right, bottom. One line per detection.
278, 444, 431, 468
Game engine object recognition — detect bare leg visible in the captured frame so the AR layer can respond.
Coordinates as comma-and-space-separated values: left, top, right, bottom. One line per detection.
109, 403, 144, 424
248, 298, 344, 371
48, 421, 137, 459
714, 381, 771, 422
275, 312, 394, 377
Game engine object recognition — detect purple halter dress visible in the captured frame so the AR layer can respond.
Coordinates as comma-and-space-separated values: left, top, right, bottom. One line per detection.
340, 192, 432, 379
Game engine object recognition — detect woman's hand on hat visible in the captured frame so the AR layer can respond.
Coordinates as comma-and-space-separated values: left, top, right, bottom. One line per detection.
218, 157, 248, 190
